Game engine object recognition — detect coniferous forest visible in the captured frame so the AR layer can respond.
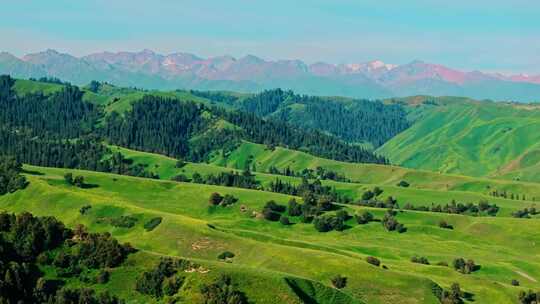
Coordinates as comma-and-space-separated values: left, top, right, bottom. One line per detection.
191, 88, 411, 147
0, 75, 387, 175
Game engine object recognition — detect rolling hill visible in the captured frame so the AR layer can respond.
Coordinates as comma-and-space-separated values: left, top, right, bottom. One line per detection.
1, 76, 540, 303
2, 164, 540, 303
378, 96, 540, 182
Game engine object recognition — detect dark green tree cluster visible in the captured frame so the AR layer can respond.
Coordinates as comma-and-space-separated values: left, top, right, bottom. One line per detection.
355, 211, 375, 224
410, 256, 430, 265
519, 290, 540, 304
490, 189, 529, 201
199, 275, 249, 304
64, 172, 86, 188
196, 170, 260, 189
268, 177, 350, 203
366, 256, 381, 267
262, 200, 287, 221
200, 88, 410, 147
431, 282, 466, 304
0, 156, 27, 195
135, 258, 188, 298
452, 258, 478, 274
381, 210, 406, 233
313, 213, 346, 232
216, 105, 388, 164
144, 217, 163, 231
268, 165, 350, 183
330, 275, 347, 289
208, 192, 238, 207
0, 212, 129, 303
512, 207, 539, 218
357, 193, 499, 217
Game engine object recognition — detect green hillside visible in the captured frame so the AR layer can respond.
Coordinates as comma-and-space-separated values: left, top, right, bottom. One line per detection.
378, 97, 540, 182
2, 165, 540, 303
3, 76, 540, 303
110, 144, 540, 218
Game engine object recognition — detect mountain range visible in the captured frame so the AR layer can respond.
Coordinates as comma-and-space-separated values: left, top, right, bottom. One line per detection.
2, 49, 540, 101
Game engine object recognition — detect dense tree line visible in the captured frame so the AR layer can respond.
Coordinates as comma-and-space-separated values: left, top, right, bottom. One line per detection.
0, 156, 27, 195
268, 177, 350, 203
0, 212, 130, 303
214, 105, 388, 164
267, 165, 350, 182
103, 94, 387, 164
198, 170, 259, 189
512, 207, 539, 218
0, 75, 387, 181
0, 77, 98, 139
193, 88, 410, 147
356, 189, 499, 217
0, 131, 157, 178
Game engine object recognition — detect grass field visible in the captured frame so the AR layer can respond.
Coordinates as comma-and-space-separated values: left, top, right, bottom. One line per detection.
2, 160, 539, 303
110, 144, 540, 218
378, 98, 540, 182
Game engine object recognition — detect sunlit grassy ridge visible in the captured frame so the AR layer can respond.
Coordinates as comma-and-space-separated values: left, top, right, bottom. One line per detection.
378, 97, 540, 182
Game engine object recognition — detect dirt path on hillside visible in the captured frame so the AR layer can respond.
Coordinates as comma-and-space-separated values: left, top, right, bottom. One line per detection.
516, 270, 538, 282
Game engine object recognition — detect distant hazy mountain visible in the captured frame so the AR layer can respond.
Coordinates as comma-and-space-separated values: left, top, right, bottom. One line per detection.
2, 49, 540, 101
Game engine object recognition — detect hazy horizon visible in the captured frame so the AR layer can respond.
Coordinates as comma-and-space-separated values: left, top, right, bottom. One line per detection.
1, 0, 539, 74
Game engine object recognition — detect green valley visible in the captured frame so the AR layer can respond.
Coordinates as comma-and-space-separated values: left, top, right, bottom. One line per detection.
1, 76, 540, 304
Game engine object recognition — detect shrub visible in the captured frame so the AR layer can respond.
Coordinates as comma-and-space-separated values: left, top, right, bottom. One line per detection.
452, 258, 478, 274
110, 215, 138, 228
264, 200, 286, 213
288, 199, 302, 216
162, 276, 184, 296
96, 270, 110, 284
175, 159, 187, 168
373, 187, 384, 196
64, 173, 73, 185
381, 211, 406, 233
221, 194, 238, 206
262, 208, 281, 221
217, 251, 235, 260
439, 220, 453, 229
79, 205, 92, 215
355, 211, 374, 224
144, 217, 163, 231
397, 180, 410, 187
411, 256, 430, 265
313, 215, 344, 232
200, 275, 248, 304
171, 174, 190, 182
361, 190, 375, 201
331, 275, 347, 289
136, 258, 180, 298
73, 175, 85, 188
366, 256, 381, 267
336, 210, 349, 221
279, 215, 290, 225
209, 192, 224, 205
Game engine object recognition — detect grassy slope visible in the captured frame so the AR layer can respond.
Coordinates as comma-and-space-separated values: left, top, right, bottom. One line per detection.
110, 144, 540, 217
207, 141, 540, 201
13, 79, 65, 95
1, 166, 539, 303
378, 98, 540, 182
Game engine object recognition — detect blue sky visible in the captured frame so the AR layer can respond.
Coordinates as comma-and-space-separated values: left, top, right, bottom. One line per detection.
1, 0, 539, 74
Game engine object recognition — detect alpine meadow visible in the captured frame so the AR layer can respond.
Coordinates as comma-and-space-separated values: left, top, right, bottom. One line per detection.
1, 1, 539, 304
